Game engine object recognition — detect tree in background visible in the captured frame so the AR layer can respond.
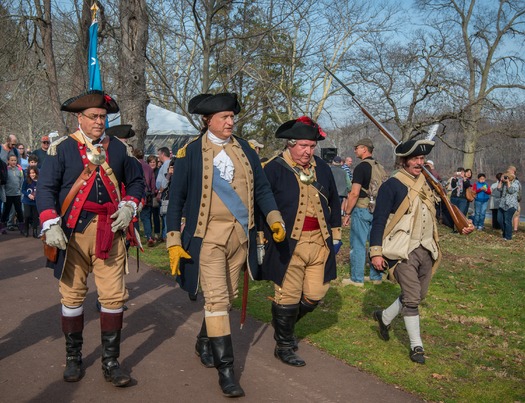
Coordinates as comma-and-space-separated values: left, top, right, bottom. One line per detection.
416, 0, 525, 170
117, 0, 149, 148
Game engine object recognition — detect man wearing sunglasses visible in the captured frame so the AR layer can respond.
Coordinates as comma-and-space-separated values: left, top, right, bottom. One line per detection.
32, 135, 51, 169
37, 90, 144, 387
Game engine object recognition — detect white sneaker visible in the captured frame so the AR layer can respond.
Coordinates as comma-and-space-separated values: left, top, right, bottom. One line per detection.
341, 278, 364, 287
364, 276, 382, 285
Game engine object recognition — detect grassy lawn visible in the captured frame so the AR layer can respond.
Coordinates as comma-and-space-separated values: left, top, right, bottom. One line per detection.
137, 223, 525, 402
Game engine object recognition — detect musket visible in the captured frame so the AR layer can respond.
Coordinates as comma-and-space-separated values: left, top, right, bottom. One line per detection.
325, 66, 470, 234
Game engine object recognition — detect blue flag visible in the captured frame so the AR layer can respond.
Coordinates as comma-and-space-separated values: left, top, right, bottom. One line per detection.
88, 20, 102, 91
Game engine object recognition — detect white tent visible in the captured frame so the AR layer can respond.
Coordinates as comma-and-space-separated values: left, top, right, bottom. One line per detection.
146, 104, 198, 136
110, 104, 199, 154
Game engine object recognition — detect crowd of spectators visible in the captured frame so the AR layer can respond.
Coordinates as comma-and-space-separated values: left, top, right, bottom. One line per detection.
1, 131, 521, 245
0, 134, 46, 235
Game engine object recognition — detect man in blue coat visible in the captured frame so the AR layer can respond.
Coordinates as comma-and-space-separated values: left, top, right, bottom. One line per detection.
166, 93, 285, 398
37, 90, 144, 386
260, 116, 342, 367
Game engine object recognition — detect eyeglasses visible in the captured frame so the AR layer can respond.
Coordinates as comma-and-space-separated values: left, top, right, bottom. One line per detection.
18, 147, 24, 150
42, 141, 50, 144
81, 112, 107, 122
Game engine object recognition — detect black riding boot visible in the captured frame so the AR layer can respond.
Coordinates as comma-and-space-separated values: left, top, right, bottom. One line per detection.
62, 314, 84, 382
209, 335, 245, 397
272, 303, 305, 367
291, 297, 319, 351
195, 319, 214, 368
100, 311, 131, 387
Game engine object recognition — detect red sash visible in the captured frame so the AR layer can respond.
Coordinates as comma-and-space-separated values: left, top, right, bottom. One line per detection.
83, 201, 117, 259
302, 216, 320, 231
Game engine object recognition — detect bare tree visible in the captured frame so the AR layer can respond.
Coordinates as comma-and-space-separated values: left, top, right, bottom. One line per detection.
416, 0, 525, 170
118, 0, 149, 149
33, 0, 66, 133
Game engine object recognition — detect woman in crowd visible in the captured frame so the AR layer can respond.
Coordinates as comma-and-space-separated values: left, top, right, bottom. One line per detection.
497, 170, 520, 240
17, 143, 29, 170
488, 173, 503, 229
147, 154, 162, 243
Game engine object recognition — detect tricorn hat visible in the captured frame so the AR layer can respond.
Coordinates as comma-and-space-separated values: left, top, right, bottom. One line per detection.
395, 139, 435, 158
275, 116, 326, 141
61, 90, 119, 114
188, 93, 241, 115
106, 124, 135, 139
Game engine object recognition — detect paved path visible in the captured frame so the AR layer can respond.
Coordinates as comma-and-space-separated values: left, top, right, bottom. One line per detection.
0, 233, 422, 403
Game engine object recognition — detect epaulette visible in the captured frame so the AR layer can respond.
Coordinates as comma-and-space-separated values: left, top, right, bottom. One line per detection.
114, 137, 134, 157
176, 136, 199, 158
262, 154, 279, 168
47, 136, 68, 156
124, 142, 134, 157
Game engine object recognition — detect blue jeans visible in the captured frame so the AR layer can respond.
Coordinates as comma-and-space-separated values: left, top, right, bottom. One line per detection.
350, 207, 382, 282
498, 207, 516, 240
161, 214, 167, 240
450, 196, 468, 217
473, 200, 488, 228
140, 205, 153, 239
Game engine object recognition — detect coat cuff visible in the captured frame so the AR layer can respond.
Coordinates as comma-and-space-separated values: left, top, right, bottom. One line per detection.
166, 230, 182, 249
266, 210, 284, 228
331, 227, 342, 241
369, 245, 383, 258
40, 208, 59, 224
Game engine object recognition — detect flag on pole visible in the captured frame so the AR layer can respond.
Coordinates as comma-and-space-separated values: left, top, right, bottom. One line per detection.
88, 4, 102, 91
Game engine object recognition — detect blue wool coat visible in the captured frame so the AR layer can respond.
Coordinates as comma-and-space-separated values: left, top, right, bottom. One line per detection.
166, 135, 279, 294
37, 135, 144, 279
260, 154, 341, 286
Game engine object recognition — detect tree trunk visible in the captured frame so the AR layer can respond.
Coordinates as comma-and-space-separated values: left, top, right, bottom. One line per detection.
34, 0, 66, 134
118, 0, 149, 151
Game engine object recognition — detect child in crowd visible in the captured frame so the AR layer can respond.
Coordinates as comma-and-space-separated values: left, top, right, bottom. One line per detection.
0, 155, 24, 234
22, 166, 39, 237
25, 155, 38, 176
472, 173, 491, 230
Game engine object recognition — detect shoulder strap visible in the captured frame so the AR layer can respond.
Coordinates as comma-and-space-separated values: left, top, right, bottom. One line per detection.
383, 173, 425, 236
60, 167, 95, 216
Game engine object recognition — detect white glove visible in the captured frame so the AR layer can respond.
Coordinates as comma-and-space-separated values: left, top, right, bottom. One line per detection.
45, 224, 68, 250
110, 204, 134, 233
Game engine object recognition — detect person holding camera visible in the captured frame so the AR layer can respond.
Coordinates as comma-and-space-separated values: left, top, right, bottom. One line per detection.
449, 167, 471, 217
488, 173, 503, 229
497, 170, 520, 240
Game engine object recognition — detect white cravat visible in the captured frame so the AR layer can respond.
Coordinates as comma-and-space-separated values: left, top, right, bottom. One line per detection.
79, 127, 106, 147
208, 131, 234, 183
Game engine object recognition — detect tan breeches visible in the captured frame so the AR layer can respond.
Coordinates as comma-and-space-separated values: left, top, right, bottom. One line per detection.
199, 228, 247, 314
59, 218, 128, 310
274, 230, 330, 305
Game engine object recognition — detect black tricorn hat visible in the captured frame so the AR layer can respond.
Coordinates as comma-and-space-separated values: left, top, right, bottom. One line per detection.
275, 116, 326, 141
188, 92, 241, 115
106, 124, 135, 139
395, 139, 435, 158
60, 90, 119, 114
